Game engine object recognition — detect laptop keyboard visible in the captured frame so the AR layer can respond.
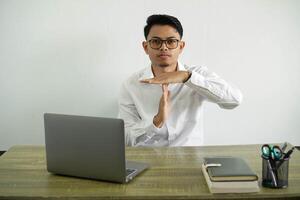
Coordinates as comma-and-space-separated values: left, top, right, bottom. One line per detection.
126, 168, 136, 176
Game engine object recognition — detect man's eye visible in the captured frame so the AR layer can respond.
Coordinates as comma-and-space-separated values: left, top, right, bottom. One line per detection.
152, 39, 161, 44
167, 39, 177, 44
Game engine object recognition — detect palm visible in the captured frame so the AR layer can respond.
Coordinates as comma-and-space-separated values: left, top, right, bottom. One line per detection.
141, 71, 190, 84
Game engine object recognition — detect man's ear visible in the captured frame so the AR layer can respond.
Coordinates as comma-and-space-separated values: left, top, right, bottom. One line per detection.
179, 41, 185, 54
142, 41, 149, 55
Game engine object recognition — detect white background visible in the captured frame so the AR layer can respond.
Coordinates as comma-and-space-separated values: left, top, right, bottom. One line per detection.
1, 0, 299, 150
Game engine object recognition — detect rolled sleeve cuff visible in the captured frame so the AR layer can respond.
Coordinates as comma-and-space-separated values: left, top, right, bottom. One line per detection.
146, 122, 166, 137
134, 122, 167, 146
184, 70, 224, 100
184, 70, 206, 89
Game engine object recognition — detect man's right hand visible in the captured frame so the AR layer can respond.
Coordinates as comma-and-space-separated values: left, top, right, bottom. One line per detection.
153, 84, 170, 128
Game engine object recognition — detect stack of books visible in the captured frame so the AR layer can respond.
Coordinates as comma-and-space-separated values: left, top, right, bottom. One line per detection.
202, 156, 260, 193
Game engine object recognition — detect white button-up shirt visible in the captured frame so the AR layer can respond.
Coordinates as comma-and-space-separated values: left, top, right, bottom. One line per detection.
118, 62, 242, 147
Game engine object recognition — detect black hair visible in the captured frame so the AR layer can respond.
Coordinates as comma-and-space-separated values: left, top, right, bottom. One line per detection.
144, 14, 183, 39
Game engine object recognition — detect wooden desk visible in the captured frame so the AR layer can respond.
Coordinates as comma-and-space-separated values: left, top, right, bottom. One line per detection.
0, 145, 299, 199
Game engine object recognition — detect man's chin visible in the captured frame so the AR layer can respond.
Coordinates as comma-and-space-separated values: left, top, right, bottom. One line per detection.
157, 61, 172, 68
158, 64, 170, 68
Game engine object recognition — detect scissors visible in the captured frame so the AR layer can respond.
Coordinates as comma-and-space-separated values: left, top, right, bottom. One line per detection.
261, 144, 283, 161
261, 144, 284, 187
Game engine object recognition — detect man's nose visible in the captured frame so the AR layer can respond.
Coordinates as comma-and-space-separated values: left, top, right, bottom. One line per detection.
159, 41, 168, 51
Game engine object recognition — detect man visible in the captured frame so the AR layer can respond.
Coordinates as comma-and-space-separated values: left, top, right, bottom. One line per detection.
118, 14, 242, 147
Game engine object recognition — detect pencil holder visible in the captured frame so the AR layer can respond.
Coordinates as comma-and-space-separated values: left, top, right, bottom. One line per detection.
262, 156, 289, 188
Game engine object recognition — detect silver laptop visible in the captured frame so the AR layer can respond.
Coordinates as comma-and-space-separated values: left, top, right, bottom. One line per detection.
44, 113, 149, 183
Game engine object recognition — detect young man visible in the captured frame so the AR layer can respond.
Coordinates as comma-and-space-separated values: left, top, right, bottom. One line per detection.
118, 14, 242, 147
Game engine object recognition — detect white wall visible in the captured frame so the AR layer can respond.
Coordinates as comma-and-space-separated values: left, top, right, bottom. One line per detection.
1, 0, 299, 150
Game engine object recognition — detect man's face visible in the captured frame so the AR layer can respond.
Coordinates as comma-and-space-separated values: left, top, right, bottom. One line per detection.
143, 25, 185, 68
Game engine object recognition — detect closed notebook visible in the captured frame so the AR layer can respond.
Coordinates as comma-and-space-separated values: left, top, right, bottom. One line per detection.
201, 164, 259, 193
203, 156, 258, 182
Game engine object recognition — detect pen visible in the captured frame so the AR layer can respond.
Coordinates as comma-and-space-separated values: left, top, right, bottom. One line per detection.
276, 147, 295, 169
283, 147, 295, 159
280, 142, 288, 153
262, 155, 277, 187
265, 158, 277, 187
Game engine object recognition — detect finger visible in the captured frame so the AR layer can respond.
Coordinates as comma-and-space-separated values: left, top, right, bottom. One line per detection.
162, 84, 169, 97
152, 80, 166, 84
162, 84, 169, 101
167, 91, 171, 103
141, 78, 166, 84
140, 79, 152, 83
142, 76, 172, 84
162, 83, 169, 91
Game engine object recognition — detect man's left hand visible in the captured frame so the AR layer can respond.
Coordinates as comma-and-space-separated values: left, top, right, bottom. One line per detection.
140, 71, 191, 84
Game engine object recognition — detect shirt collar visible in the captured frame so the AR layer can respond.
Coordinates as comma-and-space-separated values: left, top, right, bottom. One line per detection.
139, 61, 186, 81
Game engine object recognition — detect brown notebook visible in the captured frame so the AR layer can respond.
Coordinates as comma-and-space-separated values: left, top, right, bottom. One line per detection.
201, 164, 259, 193
203, 156, 258, 182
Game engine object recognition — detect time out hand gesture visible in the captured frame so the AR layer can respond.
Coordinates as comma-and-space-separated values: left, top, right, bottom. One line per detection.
153, 84, 170, 128
141, 71, 191, 84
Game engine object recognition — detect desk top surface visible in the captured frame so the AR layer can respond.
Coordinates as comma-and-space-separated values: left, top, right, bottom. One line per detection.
0, 144, 299, 200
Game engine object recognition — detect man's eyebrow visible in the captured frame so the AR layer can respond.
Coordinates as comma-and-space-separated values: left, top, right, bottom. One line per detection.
150, 36, 178, 40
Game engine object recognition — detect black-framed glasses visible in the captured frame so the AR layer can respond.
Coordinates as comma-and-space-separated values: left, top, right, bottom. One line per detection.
148, 38, 180, 50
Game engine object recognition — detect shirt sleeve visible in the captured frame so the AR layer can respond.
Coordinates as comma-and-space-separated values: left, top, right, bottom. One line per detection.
184, 66, 243, 109
118, 82, 166, 146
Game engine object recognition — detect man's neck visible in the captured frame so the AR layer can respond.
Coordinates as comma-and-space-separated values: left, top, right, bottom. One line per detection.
152, 62, 178, 77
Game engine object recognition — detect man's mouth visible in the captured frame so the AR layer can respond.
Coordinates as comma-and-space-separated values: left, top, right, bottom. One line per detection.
158, 54, 171, 58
